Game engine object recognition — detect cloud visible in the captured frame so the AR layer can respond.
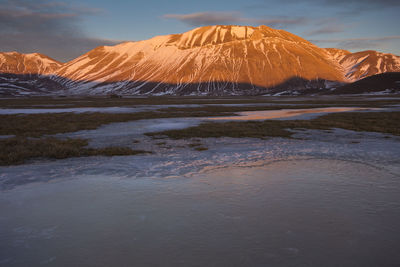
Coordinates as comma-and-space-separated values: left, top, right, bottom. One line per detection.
0, 0, 120, 62
304, 19, 347, 36
163, 12, 307, 28
164, 12, 240, 26
245, 0, 400, 19
310, 36, 400, 51
248, 0, 400, 9
314, 0, 399, 7
306, 25, 345, 36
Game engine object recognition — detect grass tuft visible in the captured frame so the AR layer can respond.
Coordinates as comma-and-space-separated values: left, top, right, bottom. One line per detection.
145, 112, 400, 139
187, 143, 202, 147
0, 110, 236, 137
0, 137, 148, 166
194, 147, 208, 151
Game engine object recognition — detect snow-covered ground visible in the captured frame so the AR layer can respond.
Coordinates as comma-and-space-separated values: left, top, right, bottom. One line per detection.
1, 127, 399, 190
1, 106, 399, 188
1, 106, 399, 266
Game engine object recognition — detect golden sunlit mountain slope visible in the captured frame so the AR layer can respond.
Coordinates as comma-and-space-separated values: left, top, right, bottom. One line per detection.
1, 25, 399, 96
54, 25, 346, 94
0, 52, 63, 96
325, 49, 400, 81
0, 52, 61, 75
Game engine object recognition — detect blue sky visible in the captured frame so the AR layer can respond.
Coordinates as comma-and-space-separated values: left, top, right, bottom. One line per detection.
1, 0, 399, 61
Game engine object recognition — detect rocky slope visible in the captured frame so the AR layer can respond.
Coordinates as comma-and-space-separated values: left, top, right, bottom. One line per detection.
1, 25, 399, 96
54, 25, 346, 95
0, 52, 63, 96
325, 48, 400, 81
0, 52, 61, 75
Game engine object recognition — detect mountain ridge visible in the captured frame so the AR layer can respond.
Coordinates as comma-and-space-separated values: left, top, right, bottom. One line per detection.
1, 25, 399, 96
0, 51, 61, 75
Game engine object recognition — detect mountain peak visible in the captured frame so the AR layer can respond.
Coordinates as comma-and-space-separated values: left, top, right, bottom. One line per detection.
172, 25, 309, 49
0, 51, 61, 75
1, 25, 399, 96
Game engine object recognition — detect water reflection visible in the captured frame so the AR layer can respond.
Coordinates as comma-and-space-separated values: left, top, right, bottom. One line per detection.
1, 159, 399, 266
208, 107, 376, 120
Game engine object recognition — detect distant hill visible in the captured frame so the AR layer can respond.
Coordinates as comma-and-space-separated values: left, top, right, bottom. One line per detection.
330, 72, 400, 95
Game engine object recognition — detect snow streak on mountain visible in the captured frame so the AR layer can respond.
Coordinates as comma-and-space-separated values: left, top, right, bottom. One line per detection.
1, 25, 399, 96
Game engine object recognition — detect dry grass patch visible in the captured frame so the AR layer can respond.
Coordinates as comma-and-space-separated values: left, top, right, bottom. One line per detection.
1, 96, 398, 109
194, 146, 208, 151
145, 112, 400, 139
0, 137, 148, 165
0, 110, 238, 137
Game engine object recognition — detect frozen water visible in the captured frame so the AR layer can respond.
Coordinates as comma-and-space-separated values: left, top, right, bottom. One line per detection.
1, 128, 399, 190
208, 107, 379, 121
1, 154, 399, 266
1, 105, 400, 266
55, 117, 203, 148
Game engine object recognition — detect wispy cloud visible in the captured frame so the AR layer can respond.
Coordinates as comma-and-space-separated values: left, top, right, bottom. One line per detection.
310, 36, 400, 51
0, 0, 120, 62
313, 0, 399, 8
164, 12, 239, 26
245, 0, 400, 21
163, 12, 307, 28
306, 25, 345, 36
247, 0, 400, 10
304, 18, 348, 36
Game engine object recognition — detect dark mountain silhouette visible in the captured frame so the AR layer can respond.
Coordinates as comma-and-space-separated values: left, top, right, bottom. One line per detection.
330, 72, 400, 95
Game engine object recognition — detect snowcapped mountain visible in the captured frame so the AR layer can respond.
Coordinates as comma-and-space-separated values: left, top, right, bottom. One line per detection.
0, 51, 61, 75
0, 52, 63, 96
325, 48, 400, 81
54, 25, 346, 95
1, 25, 399, 96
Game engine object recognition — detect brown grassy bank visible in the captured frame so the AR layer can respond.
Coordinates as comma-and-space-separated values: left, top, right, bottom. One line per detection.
0, 137, 148, 165
145, 112, 400, 139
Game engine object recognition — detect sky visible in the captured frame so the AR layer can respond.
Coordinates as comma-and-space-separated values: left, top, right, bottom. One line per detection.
0, 0, 399, 62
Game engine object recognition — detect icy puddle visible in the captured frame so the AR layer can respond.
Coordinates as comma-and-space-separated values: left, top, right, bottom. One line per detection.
56, 117, 202, 148
208, 107, 375, 121
1, 158, 399, 266
54, 106, 379, 149
1, 104, 399, 266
